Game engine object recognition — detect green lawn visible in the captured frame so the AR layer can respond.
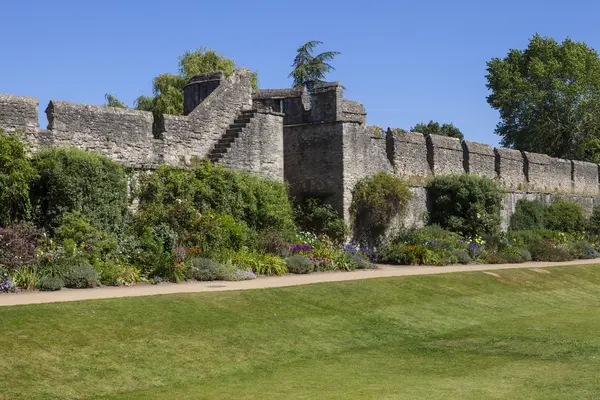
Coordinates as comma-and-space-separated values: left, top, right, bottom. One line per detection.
3, 265, 600, 399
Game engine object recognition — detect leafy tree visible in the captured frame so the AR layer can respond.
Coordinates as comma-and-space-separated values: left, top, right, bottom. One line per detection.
411, 121, 464, 140
104, 93, 127, 109
106, 47, 256, 116
289, 40, 341, 91
0, 130, 38, 226
486, 34, 600, 161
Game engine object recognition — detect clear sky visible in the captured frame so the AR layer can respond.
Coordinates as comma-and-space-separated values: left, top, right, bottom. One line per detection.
2, 0, 600, 147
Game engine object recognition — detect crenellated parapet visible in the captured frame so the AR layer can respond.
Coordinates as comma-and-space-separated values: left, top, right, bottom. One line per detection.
2, 73, 600, 228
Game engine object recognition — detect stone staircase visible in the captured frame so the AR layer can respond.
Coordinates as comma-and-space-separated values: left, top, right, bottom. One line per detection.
208, 110, 256, 163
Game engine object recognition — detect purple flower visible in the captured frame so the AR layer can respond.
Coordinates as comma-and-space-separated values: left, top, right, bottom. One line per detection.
469, 242, 478, 249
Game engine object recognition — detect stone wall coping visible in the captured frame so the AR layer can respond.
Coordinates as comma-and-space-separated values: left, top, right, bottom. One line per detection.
572, 160, 597, 168
387, 129, 426, 144
494, 147, 523, 161
47, 100, 154, 118
523, 151, 553, 165
463, 140, 494, 156
341, 100, 366, 115
311, 81, 341, 93
0, 94, 38, 104
252, 88, 305, 99
427, 133, 462, 150
186, 71, 225, 85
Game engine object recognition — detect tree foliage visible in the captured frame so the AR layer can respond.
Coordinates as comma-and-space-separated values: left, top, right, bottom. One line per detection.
106, 47, 257, 116
289, 41, 341, 91
350, 172, 412, 246
0, 130, 38, 226
426, 174, 503, 237
411, 121, 464, 140
104, 94, 127, 109
486, 34, 600, 161
30, 148, 128, 233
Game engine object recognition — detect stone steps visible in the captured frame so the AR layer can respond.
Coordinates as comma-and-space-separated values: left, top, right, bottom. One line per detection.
208, 110, 256, 163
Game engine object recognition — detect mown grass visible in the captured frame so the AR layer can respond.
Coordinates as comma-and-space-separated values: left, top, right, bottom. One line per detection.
2, 265, 600, 399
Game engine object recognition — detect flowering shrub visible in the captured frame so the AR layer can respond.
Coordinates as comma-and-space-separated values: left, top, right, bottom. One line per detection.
0, 268, 13, 293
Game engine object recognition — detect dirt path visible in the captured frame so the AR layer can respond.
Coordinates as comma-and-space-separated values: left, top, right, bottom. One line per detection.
2, 258, 599, 307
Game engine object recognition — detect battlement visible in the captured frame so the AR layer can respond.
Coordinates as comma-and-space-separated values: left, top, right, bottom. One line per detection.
2, 69, 600, 230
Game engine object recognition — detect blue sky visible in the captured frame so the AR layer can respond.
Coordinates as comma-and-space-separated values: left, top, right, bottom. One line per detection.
2, 0, 600, 147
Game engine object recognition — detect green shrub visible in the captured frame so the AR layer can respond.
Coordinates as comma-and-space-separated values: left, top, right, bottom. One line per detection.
544, 198, 586, 233
62, 262, 100, 288
0, 130, 38, 226
379, 243, 453, 266
515, 248, 532, 262
37, 275, 63, 291
11, 267, 40, 290
136, 163, 296, 242
350, 172, 412, 246
55, 211, 118, 264
285, 255, 314, 274
222, 250, 288, 276
187, 257, 230, 281
508, 229, 557, 247
293, 197, 348, 244
31, 148, 128, 232
509, 199, 547, 231
588, 205, 600, 234
97, 261, 141, 286
529, 239, 573, 262
569, 241, 599, 260
426, 174, 503, 237
391, 225, 463, 247
453, 249, 471, 264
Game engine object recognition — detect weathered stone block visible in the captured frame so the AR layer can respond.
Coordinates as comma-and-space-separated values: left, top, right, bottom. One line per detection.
524, 152, 572, 192
494, 148, 525, 189
341, 100, 366, 123
572, 160, 599, 195
0, 94, 38, 134
426, 134, 464, 175
220, 110, 284, 181
387, 129, 431, 181
463, 140, 496, 179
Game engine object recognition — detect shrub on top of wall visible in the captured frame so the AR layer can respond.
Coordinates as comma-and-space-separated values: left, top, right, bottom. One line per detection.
544, 198, 587, 233
0, 130, 38, 226
350, 172, 412, 246
30, 148, 128, 233
426, 174, 503, 237
509, 199, 547, 231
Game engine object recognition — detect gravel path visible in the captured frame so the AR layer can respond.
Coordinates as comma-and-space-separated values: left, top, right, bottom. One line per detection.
2, 258, 599, 307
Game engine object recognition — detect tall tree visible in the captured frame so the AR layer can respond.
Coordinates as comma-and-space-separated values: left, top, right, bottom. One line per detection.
289, 41, 341, 91
411, 121, 464, 140
486, 34, 600, 161
106, 47, 256, 116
